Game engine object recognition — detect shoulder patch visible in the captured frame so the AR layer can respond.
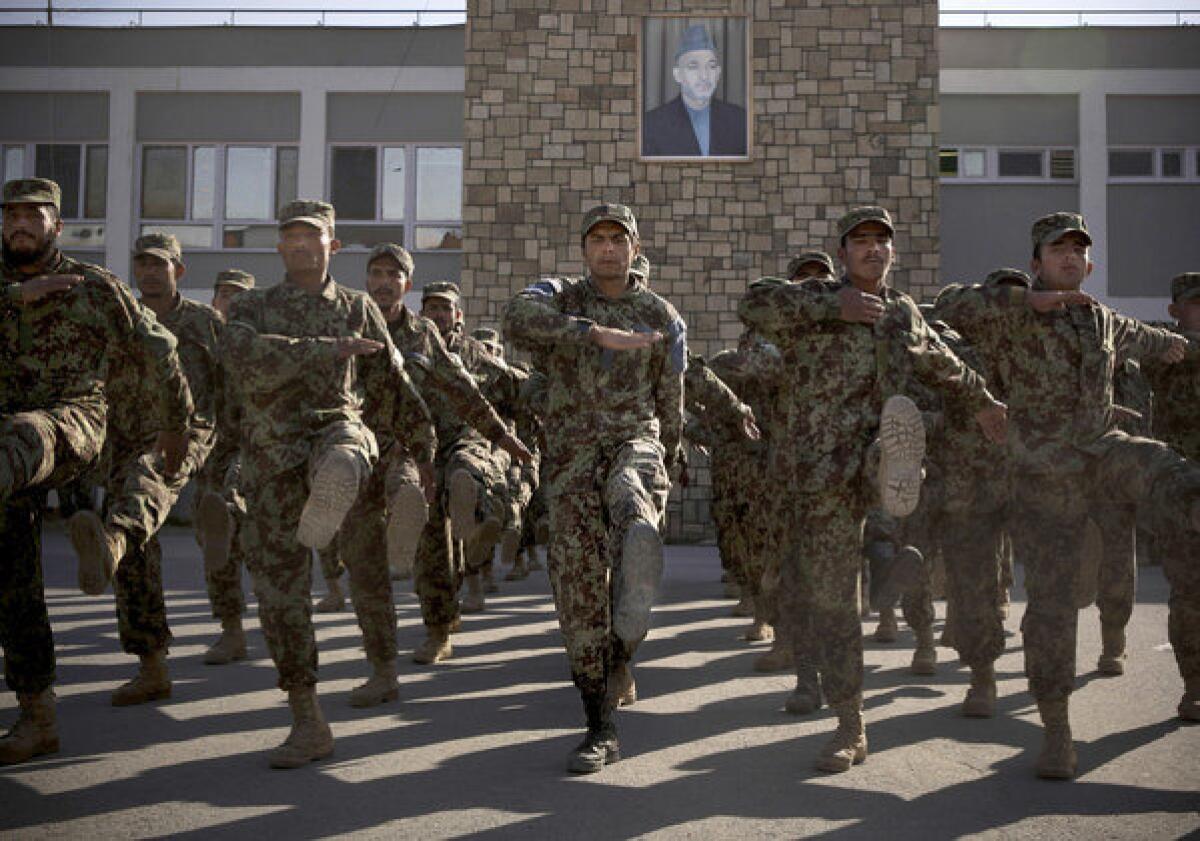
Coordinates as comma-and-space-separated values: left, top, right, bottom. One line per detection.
523, 278, 564, 298
666, 315, 688, 374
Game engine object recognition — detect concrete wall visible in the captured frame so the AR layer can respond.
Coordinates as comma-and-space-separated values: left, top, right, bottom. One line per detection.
328, 93, 464, 143
941, 94, 1077, 146
942, 27, 1200, 70
0, 92, 108, 140
1107, 95, 1200, 145
1108, 184, 1200, 297
137, 93, 301, 142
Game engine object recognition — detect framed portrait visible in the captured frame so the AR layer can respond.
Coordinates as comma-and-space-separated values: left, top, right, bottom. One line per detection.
639, 15, 752, 161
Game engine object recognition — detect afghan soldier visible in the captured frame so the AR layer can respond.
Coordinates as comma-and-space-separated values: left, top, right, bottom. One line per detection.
739, 206, 1006, 774
220, 200, 436, 768
361, 245, 528, 663
211, 268, 255, 320
933, 213, 1200, 778
64, 233, 221, 706
502, 203, 685, 774
0, 178, 192, 764
785, 250, 836, 283
1140, 272, 1200, 722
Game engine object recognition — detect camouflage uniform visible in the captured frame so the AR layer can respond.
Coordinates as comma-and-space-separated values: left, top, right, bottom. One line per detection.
1, 178, 192, 697
220, 206, 434, 692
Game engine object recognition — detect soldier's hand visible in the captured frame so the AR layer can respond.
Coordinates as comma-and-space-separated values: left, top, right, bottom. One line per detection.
155, 430, 188, 476
497, 432, 533, 464
742, 416, 762, 441
18, 273, 83, 305
838, 286, 885, 324
1160, 336, 1187, 364
588, 325, 663, 350
417, 460, 437, 505
1027, 290, 1094, 313
336, 337, 384, 359
974, 399, 1008, 445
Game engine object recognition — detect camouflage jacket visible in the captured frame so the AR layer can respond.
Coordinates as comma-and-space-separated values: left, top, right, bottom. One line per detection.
444, 330, 523, 439
221, 274, 434, 482
1142, 328, 1200, 461
502, 273, 686, 467
933, 280, 1177, 475
682, 351, 753, 449
739, 275, 994, 489
0, 250, 193, 432
386, 305, 509, 458
156, 294, 223, 430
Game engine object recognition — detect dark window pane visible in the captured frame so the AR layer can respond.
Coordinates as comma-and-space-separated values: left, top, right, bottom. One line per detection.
997, 151, 1042, 178
1161, 150, 1183, 178
938, 149, 958, 177
223, 224, 278, 249
35, 144, 81, 217
335, 224, 405, 250
330, 147, 376, 220
139, 223, 212, 249
415, 226, 462, 251
276, 147, 299, 213
1108, 149, 1153, 177
84, 145, 107, 218
142, 146, 187, 218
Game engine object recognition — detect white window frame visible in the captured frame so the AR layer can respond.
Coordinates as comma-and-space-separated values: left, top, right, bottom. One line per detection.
3, 141, 108, 222
135, 141, 299, 251
939, 145, 1079, 184
1107, 145, 1200, 183
326, 141, 463, 253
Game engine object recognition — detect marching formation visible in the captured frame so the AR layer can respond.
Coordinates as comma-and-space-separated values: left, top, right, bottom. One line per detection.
1, 177, 1198, 781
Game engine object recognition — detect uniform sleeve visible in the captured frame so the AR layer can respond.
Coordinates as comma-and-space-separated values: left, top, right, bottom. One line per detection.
220, 293, 341, 390
654, 311, 686, 470
425, 329, 510, 443
502, 277, 595, 350
685, 359, 752, 431
901, 300, 996, 416
737, 278, 842, 344
358, 299, 437, 465
1111, 311, 1180, 363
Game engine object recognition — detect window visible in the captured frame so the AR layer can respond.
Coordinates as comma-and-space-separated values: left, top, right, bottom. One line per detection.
1108, 146, 1200, 181
1109, 149, 1154, 178
3, 142, 108, 248
939, 147, 1074, 182
328, 143, 462, 251
137, 143, 298, 250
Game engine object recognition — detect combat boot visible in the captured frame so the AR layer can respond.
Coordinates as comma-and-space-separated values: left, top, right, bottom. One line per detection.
111, 649, 171, 707
412, 623, 453, 664
297, 449, 363, 550
461, 572, 485, 614
962, 664, 997, 718
203, 616, 248, 666
870, 545, 923, 613
754, 637, 793, 673
878, 395, 926, 518
743, 618, 773, 643
314, 577, 345, 613
911, 626, 938, 675
482, 562, 499, 594
195, 491, 233, 576
784, 664, 824, 716
567, 692, 620, 774
873, 606, 898, 643
1035, 698, 1077, 779
612, 519, 664, 645
607, 661, 638, 708
386, 483, 427, 580
526, 545, 545, 572
448, 468, 481, 544
69, 511, 124, 595
501, 529, 527, 580
1177, 678, 1200, 722
816, 699, 867, 773
731, 593, 754, 618
269, 686, 334, 769
349, 659, 400, 708
1097, 624, 1126, 676
0, 689, 58, 765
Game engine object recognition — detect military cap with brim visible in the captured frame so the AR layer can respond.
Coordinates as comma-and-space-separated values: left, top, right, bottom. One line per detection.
1031, 212, 1091, 249
1171, 272, 1200, 303
983, 267, 1032, 288
581, 203, 639, 240
786, 250, 836, 278
837, 206, 895, 241
368, 242, 415, 276
2, 177, 61, 209
278, 199, 335, 234
214, 268, 255, 290
422, 280, 461, 303
134, 232, 183, 264
472, 327, 500, 344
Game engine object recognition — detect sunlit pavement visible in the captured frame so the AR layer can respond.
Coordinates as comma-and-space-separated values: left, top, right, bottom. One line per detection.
2, 525, 1197, 840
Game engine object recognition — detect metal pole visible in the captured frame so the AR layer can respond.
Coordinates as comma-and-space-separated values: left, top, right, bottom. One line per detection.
46, 0, 52, 26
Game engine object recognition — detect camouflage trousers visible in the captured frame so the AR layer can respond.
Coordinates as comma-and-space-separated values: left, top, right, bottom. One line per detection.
414, 437, 507, 627
105, 429, 213, 655
780, 486, 867, 708
939, 478, 1008, 669
1160, 529, 1200, 685
1096, 503, 1137, 632
545, 437, 670, 697
1, 402, 106, 694
502, 453, 538, 535
711, 444, 769, 600
241, 423, 394, 690
1017, 432, 1200, 701
197, 451, 247, 622
894, 503, 935, 637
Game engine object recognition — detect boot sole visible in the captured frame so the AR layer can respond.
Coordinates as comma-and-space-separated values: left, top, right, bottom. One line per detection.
612, 521, 664, 644
567, 745, 621, 774
196, 492, 233, 576
269, 743, 334, 769
1096, 656, 1125, 676
203, 645, 248, 666
297, 453, 361, 550
386, 484, 428, 579
816, 744, 867, 773
448, 469, 479, 544
69, 511, 115, 596
348, 687, 400, 708
878, 395, 925, 518
0, 737, 60, 765
111, 685, 172, 707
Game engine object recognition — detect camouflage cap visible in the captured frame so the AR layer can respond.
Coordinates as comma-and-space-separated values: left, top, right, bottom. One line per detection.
1031, 211, 1091, 249
214, 268, 255, 291
983, 267, 1032, 289
278, 199, 335, 234
581, 203, 639, 240
421, 280, 461, 304
1171, 272, 1200, 303
2, 177, 61, 209
368, 242, 414, 276
785, 250, 835, 279
836, 206, 895, 242
472, 327, 500, 344
133, 231, 183, 264
630, 253, 651, 281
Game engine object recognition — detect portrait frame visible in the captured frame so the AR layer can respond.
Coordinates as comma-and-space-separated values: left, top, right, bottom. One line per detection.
638, 14, 753, 162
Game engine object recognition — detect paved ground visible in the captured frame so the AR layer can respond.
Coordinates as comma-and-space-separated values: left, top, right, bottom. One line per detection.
1, 525, 1197, 840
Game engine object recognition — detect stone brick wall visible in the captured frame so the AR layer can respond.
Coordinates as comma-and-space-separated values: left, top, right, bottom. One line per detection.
462, 0, 940, 541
